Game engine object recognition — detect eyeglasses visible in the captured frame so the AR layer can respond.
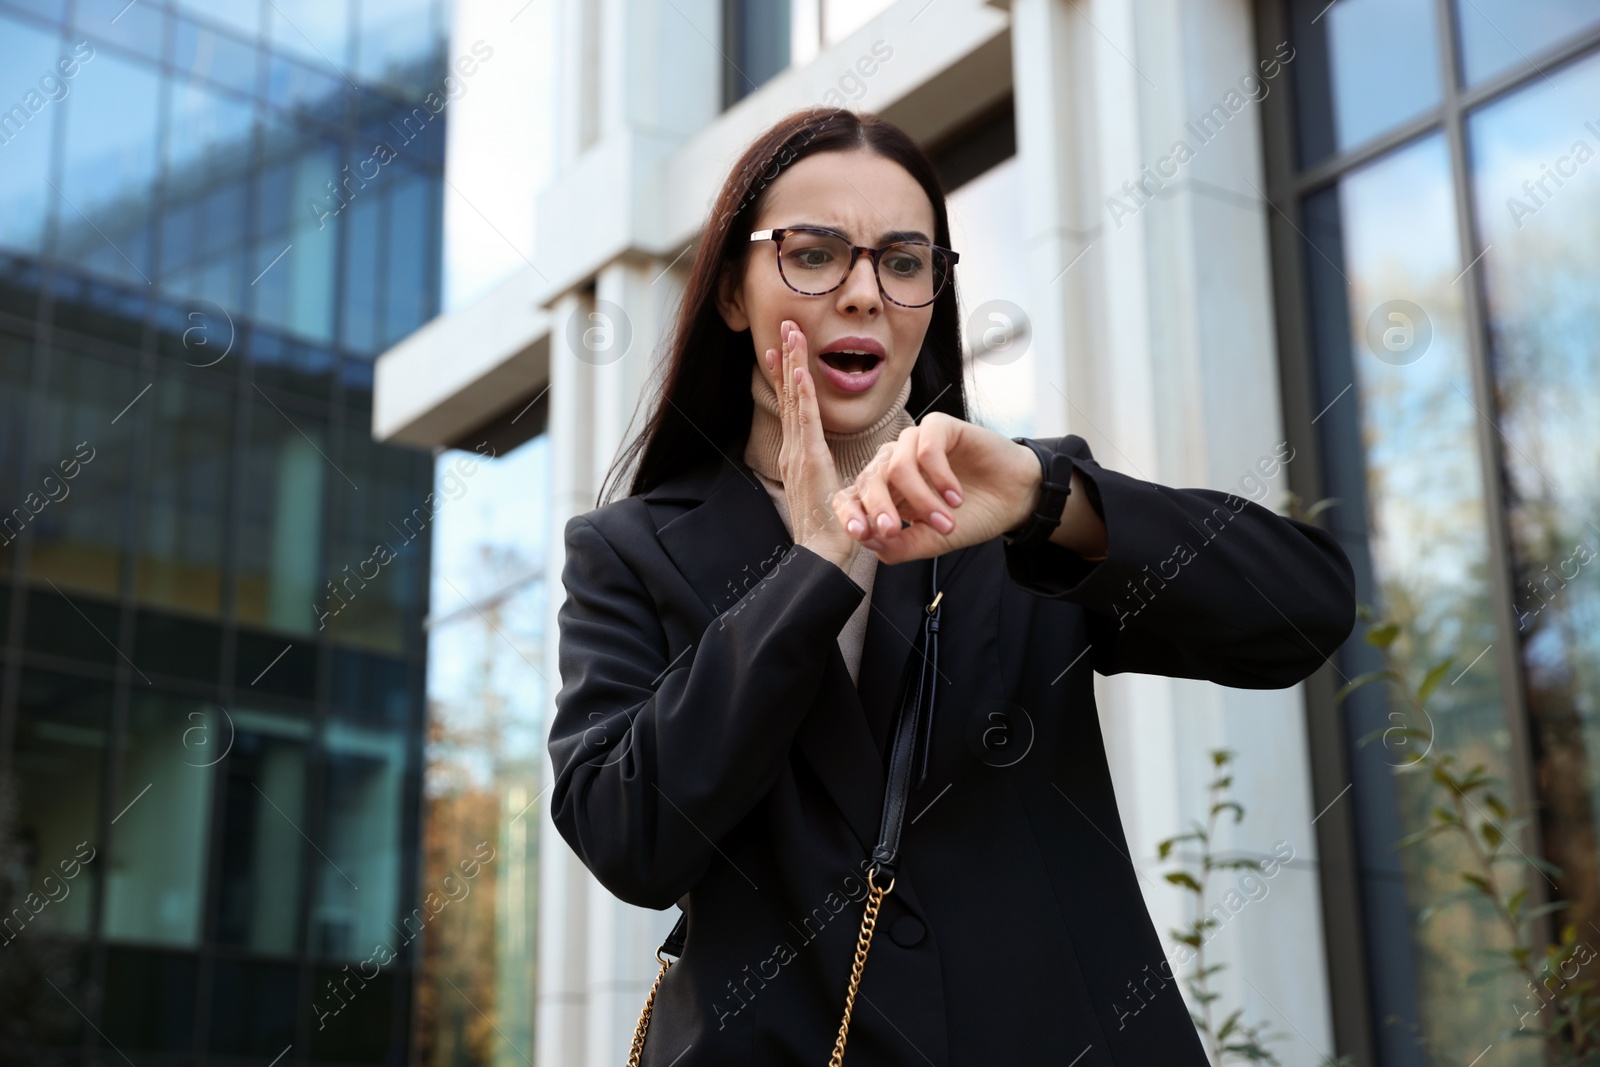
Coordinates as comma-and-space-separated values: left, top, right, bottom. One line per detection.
749, 226, 959, 309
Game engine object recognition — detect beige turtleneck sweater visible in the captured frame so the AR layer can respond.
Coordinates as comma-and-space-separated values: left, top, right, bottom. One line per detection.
743, 362, 915, 686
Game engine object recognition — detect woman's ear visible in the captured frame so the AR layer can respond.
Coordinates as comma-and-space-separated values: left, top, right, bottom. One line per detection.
714, 266, 750, 333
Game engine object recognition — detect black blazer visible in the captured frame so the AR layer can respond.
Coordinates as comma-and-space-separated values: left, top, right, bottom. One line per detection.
549, 434, 1356, 1066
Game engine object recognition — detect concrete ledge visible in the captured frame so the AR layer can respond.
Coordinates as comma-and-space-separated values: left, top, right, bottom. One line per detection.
373, 265, 551, 447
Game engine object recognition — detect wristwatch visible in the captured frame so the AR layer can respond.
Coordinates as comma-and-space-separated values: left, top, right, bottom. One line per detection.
1001, 437, 1073, 546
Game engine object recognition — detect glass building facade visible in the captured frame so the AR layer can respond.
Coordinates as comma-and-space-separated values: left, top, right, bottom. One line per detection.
0, 0, 450, 1063
1263, 1, 1600, 1062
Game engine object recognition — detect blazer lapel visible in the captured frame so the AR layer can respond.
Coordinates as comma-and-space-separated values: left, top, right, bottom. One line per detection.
650, 457, 887, 860
647, 454, 968, 922
853, 553, 934, 761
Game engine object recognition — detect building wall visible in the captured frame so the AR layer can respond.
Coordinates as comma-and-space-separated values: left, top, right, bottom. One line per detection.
0, 1, 450, 1062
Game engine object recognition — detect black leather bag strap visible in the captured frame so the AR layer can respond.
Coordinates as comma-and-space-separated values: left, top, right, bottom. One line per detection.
869, 554, 941, 886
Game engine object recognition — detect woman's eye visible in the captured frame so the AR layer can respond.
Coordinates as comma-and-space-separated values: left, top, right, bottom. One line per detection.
885, 254, 923, 278
793, 249, 832, 269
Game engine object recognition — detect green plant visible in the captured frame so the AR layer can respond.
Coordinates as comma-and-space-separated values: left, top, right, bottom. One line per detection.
1341, 607, 1600, 1064
1158, 749, 1292, 1064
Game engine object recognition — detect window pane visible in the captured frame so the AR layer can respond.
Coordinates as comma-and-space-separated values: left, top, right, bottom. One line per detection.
381, 168, 438, 349
235, 390, 326, 636
311, 719, 405, 961
173, 15, 261, 96
356, 0, 443, 99
25, 347, 139, 598
252, 117, 338, 344
1469, 48, 1600, 945
208, 958, 299, 1056
0, 330, 31, 575
136, 374, 233, 617
725, 0, 790, 106
73, 0, 165, 63
55, 49, 160, 286
418, 435, 547, 1064
1455, 0, 1600, 85
161, 76, 255, 314
8, 670, 109, 940
103, 692, 215, 947
175, 0, 260, 39
1291, 0, 1442, 166
1302, 133, 1533, 1065
266, 0, 353, 71
0, 15, 65, 255
216, 708, 313, 955
324, 404, 427, 655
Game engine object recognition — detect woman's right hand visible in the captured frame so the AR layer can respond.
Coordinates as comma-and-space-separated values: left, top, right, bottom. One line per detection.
763, 320, 861, 573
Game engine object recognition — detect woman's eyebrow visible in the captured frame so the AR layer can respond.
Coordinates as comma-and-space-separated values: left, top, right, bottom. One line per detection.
797, 222, 933, 244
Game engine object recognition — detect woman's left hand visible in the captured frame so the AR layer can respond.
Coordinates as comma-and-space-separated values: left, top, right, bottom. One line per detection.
833, 412, 1043, 564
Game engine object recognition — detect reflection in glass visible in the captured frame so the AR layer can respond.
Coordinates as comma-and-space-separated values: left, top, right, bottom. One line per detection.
235, 390, 326, 636
1469, 48, 1600, 954
7, 670, 109, 939
25, 347, 137, 597
419, 438, 550, 1062
136, 374, 232, 617
313, 719, 405, 960
1455, 0, 1600, 85
175, 0, 260, 39
54, 49, 160, 285
266, 0, 353, 71
161, 76, 255, 315
173, 16, 261, 97
324, 404, 427, 654
356, 0, 443, 98
103, 693, 215, 947
417, 437, 548, 1065
0, 15, 64, 255
1291, 0, 1441, 166
216, 709, 312, 955
74, 0, 165, 62
0, 331, 30, 574
382, 168, 439, 349
252, 116, 338, 343
1303, 133, 1533, 1064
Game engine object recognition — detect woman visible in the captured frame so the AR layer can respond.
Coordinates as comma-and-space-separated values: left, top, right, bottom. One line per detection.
549, 107, 1355, 1066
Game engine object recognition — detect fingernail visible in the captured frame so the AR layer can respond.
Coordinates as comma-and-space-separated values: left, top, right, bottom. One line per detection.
944, 489, 962, 507
931, 512, 953, 533
847, 519, 865, 537
876, 513, 894, 533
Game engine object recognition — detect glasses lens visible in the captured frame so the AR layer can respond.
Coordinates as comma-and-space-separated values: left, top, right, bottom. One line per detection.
777, 230, 852, 294
878, 242, 946, 307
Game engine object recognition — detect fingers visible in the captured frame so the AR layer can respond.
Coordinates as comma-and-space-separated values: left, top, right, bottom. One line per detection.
852, 429, 957, 542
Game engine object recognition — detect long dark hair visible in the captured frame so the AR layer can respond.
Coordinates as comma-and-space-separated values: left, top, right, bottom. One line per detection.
598, 106, 968, 505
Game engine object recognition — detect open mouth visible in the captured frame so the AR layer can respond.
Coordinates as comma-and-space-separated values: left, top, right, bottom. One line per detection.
819, 350, 883, 374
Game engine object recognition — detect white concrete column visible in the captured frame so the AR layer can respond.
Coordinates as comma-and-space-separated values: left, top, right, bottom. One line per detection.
537, 253, 691, 1067
1012, 0, 1337, 1061
537, 290, 595, 1067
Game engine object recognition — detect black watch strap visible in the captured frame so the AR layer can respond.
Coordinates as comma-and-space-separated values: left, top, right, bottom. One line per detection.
1002, 437, 1073, 546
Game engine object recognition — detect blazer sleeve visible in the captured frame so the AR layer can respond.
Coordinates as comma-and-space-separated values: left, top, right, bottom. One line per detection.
548, 513, 866, 910
1002, 434, 1356, 689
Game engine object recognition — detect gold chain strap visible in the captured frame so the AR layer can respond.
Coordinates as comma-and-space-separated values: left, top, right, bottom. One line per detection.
828, 865, 894, 1067
627, 948, 674, 1067
627, 866, 896, 1067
